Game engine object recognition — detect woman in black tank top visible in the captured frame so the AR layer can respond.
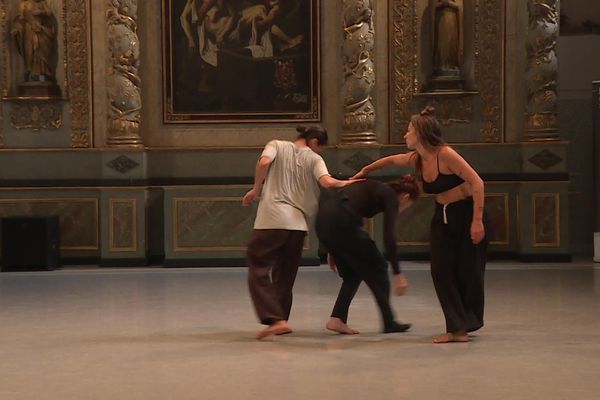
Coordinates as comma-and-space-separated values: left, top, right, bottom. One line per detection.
351, 106, 488, 344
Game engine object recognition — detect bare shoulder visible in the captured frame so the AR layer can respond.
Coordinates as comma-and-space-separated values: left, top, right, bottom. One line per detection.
438, 145, 463, 162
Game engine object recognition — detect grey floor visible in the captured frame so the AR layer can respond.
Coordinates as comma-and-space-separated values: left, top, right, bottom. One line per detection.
0, 262, 599, 400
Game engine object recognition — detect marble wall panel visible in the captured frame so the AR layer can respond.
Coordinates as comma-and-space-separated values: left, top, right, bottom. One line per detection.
0, 198, 98, 249
485, 193, 509, 245
532, 193, 560, 247
109, 198, 136, 251
395, 192, 511, 246
173, 197, 256, 251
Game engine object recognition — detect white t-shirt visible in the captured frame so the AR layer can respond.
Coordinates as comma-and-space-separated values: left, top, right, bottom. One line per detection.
254, 140, 330, 231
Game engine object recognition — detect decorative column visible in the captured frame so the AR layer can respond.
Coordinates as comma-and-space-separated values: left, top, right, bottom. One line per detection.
524, 0, 559, 141
106, 0, 143, 147
341, 0, 377, 145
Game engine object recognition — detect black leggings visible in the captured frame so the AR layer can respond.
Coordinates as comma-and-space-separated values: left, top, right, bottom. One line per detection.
430, 198, 487, 333
316, 195, 397, 329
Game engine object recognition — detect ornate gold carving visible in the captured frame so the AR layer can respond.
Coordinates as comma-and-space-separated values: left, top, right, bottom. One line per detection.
477, 0, 503, 142
66, 0, 92, 148
481, 121, 499, 143
413, 95, 473, 125
526, 112, 559, 134
390, 0, 417, 133
0, 1, 92, 147
390, 0, 503, 143
106, 0, 143, 147
71, 131, 89, 148
341, 0, 377, 145
525, 0, 559, 140
10, 101, 61, 130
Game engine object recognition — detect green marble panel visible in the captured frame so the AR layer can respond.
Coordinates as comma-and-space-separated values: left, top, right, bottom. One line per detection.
173, 197, 258, 250
396, 196, 435, 244
111, 200, 136, 251
485, 194, 510, 245
533, 194, 560, 247
0, 199, 98, 249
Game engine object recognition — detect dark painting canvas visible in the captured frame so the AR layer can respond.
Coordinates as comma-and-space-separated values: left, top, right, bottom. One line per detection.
162, 0, 320, 123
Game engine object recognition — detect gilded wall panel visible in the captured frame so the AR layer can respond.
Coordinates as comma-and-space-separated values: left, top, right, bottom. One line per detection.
109, 198, 136, 252
389, 0, 504, 143
0, 198, 98, 249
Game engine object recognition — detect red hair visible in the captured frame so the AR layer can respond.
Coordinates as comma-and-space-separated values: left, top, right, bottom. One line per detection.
387, 174, 420, 200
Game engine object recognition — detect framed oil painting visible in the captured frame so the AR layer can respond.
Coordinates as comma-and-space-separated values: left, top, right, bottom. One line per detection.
162, 0, 320, 123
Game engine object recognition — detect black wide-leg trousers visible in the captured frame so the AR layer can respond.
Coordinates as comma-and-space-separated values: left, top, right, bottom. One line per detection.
430, 198, 488, 333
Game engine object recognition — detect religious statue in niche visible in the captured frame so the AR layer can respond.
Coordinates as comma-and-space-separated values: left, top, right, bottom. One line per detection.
430, 0, 464, 91
11, 0, 61, 97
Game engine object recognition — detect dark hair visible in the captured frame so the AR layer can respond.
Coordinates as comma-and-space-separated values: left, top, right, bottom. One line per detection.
296, 126, 328, 146
409, 106, 445, 180
387, 174, 420, 200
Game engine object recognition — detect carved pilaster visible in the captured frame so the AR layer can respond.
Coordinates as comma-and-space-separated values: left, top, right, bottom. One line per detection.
341, 0, 377, 146
66, 0, 92, 148
106, 0, 143, 147
524, 0, 559, 141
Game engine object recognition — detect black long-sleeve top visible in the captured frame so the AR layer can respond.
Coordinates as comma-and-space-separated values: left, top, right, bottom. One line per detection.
340, 180, 401, 274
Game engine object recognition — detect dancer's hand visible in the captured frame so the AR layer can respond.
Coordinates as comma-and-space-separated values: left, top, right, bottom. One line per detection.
340, 178, 365, 187
393, 273, 408, 296
242, 189, 259, 206
470, 220, 485, 244
327, 253, 337, 273
350, 168, 368, 180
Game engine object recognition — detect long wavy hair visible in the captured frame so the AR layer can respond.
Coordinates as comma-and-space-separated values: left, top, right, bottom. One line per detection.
408, 106, 445, 180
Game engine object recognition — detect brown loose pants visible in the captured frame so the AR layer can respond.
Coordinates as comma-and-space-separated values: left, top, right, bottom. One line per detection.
246, 229, 306, 325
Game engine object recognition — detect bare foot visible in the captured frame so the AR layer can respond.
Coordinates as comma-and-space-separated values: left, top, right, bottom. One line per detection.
326, 317, 359, 335
433, 332, 469, 344
256, 321, 292, 340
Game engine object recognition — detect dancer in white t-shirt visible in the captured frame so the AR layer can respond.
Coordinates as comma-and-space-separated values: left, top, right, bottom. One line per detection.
242, 126, 359, 340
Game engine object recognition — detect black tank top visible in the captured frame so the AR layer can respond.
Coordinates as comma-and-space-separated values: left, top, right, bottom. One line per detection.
421, 152, 464, 194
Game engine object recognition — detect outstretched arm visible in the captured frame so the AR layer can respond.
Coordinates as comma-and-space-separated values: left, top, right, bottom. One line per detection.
318, 175, 362, 189
351, 153, 414, 179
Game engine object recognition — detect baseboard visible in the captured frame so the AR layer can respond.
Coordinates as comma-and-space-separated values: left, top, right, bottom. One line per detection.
99, 258, 149, 268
